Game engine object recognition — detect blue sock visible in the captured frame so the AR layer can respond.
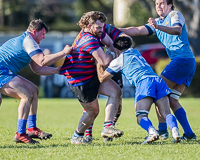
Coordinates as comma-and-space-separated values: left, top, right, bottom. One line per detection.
165, 114, 178, 131
174, 108, 193, 136
17, 119, 27, 134
27, 114, 37, 128
140, 117, 153, 133
158, 122, 167, 132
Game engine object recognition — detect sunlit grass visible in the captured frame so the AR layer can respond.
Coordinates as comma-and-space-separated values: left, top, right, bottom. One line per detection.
0, 98, 199, 160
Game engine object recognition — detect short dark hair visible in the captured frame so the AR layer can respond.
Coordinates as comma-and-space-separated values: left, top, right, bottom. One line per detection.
78, 11, 107, 28
113, 37, 132, 51
27, 19, 49, 32
153, 0, 174, 10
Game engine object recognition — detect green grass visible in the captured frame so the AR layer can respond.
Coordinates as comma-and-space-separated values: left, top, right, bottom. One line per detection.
0, 98, 200, 160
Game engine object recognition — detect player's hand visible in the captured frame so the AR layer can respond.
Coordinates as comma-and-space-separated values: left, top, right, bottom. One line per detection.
148, 17, 158, 29
55, 66, 62, 74
63, 45, 72, 55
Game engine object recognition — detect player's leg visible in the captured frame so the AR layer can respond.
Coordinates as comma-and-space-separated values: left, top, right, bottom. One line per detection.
155, 96, 181, 143
155, 105, 169, 139
160, 73, 196, 140
156, 57, 196, 140
98, 79, 123, 139
169, 83, 196, 140
0, 76, 39, 144
14, 76, 52, 140
111, 72, 123, 126
84, 109, 94, 141
71, 98, 99, 144
70, 74, 100, 144
135, 97, 159, 144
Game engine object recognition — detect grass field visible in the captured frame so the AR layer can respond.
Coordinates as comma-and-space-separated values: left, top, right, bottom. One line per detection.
0, 98, 200, 160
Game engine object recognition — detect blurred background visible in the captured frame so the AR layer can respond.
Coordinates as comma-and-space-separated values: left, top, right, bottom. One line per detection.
0, 0, 200, 98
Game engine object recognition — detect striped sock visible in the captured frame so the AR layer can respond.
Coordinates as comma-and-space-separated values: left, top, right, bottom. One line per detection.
113, 110, 121, 126
85, 123, 93, 137
83, 109, 94, 137
103, 121, 113, 128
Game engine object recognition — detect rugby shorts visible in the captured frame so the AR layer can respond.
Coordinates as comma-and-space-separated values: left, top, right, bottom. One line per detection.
161, 57, 196, 87
135, 77, 171, 104
69, 74, 100, 103
111, 71, 123, 89
0, 67, 16, 89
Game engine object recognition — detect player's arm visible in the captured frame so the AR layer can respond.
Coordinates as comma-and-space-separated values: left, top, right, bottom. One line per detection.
119, 26, 149, 36
32, 45, 72, 67
101, 33, 117, 53
96, 63, 113, 83
148, 17, 182, 35
29, 60, 61, 75
92, 47, 114, 66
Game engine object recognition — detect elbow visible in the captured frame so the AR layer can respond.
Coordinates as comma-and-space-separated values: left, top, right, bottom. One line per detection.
174, 28, 182, 35
177, 31, 181, 35
41, 60, 47, 66
99, 78, 104, 83
99, 61, 109, 67
174, 30, 181, 35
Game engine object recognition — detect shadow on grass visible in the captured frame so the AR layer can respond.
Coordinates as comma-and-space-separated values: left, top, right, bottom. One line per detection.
0, 143, 70, 149
1, 138, 199, 148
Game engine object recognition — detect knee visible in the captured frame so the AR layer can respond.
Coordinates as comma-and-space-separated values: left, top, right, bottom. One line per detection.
32, 86, 39, 98
169, 97, 179, 109
136, 110, 149, 125
112, 88, 122, 99
87, 108, 99, 119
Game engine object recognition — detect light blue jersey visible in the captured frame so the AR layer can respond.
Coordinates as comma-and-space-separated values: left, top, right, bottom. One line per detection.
106, 48, 157, 87
0, 31, 43, 74
145, 11, 194, 60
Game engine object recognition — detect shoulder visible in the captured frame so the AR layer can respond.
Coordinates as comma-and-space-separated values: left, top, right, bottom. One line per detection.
169, 10, 184, 19
169, 10, 185, 26
82, 32, 98, 42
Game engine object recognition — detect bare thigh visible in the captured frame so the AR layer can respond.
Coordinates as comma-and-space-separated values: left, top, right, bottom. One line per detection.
135, 97, 153, 124
98, 78, 121, 97
155, 96, 171, 118
0, 75, 38, 99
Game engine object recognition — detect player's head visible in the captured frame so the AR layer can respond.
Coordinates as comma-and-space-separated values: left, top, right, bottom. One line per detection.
27, 19, 49, 33
78, 11, 107, 37
27, 19, 49, 44
154, 0, 174, 18
113, 36, 132, 51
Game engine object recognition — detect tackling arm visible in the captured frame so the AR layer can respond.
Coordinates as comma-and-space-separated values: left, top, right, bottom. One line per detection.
32, 45, 72, 67
148, 17, 182, 35
96, 63, 113, 83
29, 60, 61, 75
92, 47, 114, 66
119, 26, 149, 36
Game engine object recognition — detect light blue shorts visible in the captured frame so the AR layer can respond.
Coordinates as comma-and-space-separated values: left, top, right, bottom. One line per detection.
161, 57, 196, 87
0, 67, 16, 89
135, 77, 171, 104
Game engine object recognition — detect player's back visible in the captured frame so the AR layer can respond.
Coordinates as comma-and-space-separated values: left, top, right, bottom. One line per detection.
0, 31, 31, 74
121, 48, 157, 86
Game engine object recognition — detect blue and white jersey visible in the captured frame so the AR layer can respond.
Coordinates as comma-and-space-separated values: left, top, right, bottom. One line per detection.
145, 11, 194, 60
106, 48, 157, 87
0, 31, 43, 74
